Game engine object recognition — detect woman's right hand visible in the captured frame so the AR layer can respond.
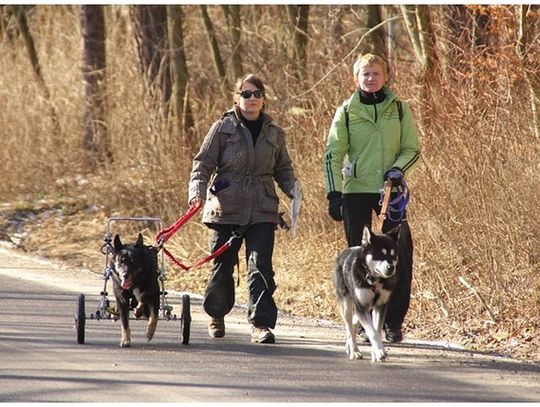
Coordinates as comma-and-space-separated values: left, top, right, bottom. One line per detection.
190, 197, 204, 207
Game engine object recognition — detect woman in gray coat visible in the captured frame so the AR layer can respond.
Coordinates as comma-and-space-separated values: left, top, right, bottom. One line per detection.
188, 74, 298, 344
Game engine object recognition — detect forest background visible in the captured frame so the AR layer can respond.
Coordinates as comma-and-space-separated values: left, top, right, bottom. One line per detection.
0, 4, 539, 362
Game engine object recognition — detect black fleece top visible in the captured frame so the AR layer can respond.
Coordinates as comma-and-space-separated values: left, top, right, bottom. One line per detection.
359, 88, 386, 105
240, 113, 263, 145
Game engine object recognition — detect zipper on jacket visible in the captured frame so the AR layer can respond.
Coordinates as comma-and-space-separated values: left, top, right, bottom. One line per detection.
374, 104, 378, 122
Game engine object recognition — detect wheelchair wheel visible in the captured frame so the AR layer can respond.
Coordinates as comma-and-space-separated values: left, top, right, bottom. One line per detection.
180, 294, 191, 345
75, 293, 86, 344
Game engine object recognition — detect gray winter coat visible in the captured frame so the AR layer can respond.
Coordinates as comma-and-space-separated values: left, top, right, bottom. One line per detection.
188, 107, 297, 226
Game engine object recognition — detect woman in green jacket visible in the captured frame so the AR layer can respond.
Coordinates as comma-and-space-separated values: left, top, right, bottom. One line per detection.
323, 53, 421, 342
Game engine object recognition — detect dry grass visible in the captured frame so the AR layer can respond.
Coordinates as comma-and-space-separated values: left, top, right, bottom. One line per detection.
0, 5, 538, 362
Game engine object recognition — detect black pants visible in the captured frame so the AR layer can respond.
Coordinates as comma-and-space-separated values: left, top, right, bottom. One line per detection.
342, 193, 413, 329
202, 222, 278, 329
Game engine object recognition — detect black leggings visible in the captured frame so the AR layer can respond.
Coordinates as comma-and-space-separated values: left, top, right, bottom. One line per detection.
342, 193, 413, 329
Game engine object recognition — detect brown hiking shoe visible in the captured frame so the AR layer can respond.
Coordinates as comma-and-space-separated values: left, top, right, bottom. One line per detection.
251, 325, 275, 344
208, 317, 225, 338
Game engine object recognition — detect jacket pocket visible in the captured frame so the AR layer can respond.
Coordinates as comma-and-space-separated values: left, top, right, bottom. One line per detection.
207, 183, 242, 215
258, 182, 279, 213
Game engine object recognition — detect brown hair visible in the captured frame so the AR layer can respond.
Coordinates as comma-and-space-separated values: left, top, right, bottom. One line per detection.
233, 74, 266, 110
234, 74, 265, 97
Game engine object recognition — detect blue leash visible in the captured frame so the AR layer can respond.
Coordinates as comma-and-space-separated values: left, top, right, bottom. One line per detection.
379, 179, 410, 222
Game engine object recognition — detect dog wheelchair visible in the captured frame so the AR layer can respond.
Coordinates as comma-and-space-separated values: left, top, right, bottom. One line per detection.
74, 216, 191, 346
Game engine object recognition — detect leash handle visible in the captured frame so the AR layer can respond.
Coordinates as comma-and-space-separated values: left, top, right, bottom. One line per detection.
375, 180, 393, 233
155, 201, 202, 245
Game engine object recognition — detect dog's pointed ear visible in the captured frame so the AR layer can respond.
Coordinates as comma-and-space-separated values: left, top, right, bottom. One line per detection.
113, 234, 123, 250
135, 233, 144, 247
385, 224, 401, 242
361, 225, 372, 247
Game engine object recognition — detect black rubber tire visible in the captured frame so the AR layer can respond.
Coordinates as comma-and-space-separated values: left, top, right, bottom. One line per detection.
180, 294, 191, 345
75, 294, 86, 344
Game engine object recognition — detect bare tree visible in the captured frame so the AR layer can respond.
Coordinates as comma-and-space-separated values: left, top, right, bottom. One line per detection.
286, 5, 309, 79
81, 5, 111, 167
222, 5, 242, 81
131, 5, 171, 108
200, 5, 227, 91
365, 5, 386, 57
167, 5, 193, 136
14, 6, 62, 140
400, 5, 440, 127
517, 4, 540, 138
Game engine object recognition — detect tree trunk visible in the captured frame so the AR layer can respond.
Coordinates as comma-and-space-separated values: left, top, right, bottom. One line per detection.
399, 5, 424, 64
286, 5, 309, 79
222, 5, 242, 82
517, 5, 540, 138
167, 5, 194, 137
131, 5, 171, 108
416, 5, 439, 79
200, 5, 228, 91
365, 5, 386, 58
15, 6, 62, 141
399, 5, 440, 129
81, 5, 111, 167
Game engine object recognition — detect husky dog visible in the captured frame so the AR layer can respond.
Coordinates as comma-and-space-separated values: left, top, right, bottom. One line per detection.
110, 234, 160, 347
333, 225, 401, 362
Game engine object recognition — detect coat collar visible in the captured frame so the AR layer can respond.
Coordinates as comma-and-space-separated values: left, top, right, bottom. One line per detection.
222, 106, 274, 128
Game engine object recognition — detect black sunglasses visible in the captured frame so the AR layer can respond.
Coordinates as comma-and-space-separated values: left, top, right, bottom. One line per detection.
238, 90, 264, 99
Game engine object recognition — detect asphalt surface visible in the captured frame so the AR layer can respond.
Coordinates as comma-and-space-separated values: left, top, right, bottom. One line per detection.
1, 246, 539, 402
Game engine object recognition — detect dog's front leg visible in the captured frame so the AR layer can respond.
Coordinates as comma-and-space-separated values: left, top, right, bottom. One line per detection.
339, 298, 363, 360
146, 304, 158, 342
118, 304, 131, 347
369, 306, 388, 362
357, 309, 386, 362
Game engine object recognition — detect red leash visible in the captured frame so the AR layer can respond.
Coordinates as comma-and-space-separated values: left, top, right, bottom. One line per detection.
155, 201, 240, 271
155, 201, 202, 245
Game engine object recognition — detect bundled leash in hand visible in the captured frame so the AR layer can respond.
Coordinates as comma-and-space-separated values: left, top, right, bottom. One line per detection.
375, 179, 410, 233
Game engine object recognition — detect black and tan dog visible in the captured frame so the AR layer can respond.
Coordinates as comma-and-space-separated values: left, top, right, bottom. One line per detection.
333, 224, 404, 362
110, 233, 160, 347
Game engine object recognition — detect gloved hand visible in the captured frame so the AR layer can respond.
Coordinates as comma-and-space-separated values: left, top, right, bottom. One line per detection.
327, 191, 343, 222
209, 179, 230, 195
384, 167, 404, 187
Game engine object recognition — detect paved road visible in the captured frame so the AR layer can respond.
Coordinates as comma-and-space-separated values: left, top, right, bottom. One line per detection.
1, 246, 539, 402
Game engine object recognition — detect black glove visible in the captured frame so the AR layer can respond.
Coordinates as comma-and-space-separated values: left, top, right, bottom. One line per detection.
327, 191, 343, 222
384, 167, 404, 187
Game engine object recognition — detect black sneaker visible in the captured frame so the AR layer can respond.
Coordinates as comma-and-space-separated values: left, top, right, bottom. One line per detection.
385, 327, 403, 343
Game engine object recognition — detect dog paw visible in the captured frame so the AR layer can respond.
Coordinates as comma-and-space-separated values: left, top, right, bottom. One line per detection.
349, 351, 363, 360
346, 343, 363, 360
371, 348, 388, 362
120, 341, 131, 348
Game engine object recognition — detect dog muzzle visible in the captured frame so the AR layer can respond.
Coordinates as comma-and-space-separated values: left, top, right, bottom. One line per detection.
375, 262, 395, 278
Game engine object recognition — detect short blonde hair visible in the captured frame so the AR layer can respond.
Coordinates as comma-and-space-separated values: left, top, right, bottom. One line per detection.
353, 53, 388, 82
